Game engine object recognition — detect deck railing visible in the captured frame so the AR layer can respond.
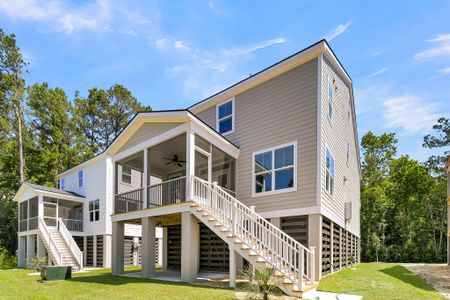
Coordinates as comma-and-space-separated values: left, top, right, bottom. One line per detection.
148, 176, 186, 207
115, 188, 144, 213
60, 218, 83, 232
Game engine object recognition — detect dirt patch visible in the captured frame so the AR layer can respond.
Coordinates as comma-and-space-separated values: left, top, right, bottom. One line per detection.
402, 263, 450, 299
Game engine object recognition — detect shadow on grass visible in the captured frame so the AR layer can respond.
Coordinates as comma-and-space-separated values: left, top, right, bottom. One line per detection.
69, 272, 233, 292
379, 265, 435, 292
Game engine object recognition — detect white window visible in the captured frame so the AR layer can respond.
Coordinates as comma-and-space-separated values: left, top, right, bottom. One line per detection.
326, 148, 335, 195
216, 98, 235, 134
252, 142, 297, 196
327, 77, 334, 120
122, 166, 132, 184
89, 199, 99, 222
60, 178, 65, 190
78, 170, 83, 187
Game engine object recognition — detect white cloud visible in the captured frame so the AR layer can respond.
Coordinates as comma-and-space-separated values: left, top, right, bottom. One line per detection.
174, 41, 191, 52
366, 67, 388, 78
383, 96, 441, 134
0, 0, 155, 35
154, 38, 167, 49
324, 21, 352, 41
208, 0, 227, 15
223, 38, 287, 56
415, 33, 450, 60
437, 67, 450, 75
163, 37, 287, 98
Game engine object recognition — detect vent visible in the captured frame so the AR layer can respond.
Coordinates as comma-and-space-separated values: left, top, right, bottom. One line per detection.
345, 202, 352, 220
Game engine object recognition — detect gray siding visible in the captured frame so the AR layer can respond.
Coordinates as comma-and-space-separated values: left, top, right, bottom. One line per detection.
320, 57, 360, 237
118, 122, 182, 153
196, 59, 318, 212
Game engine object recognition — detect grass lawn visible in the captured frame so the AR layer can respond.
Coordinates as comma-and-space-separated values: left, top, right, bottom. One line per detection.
0, 267, 235, 300
318, 262, 446, 300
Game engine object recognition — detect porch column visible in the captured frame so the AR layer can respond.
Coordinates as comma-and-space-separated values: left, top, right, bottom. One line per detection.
104, 235, 112, 268
229, 248, 237, 288
18, 235, 26, 268
162, 227, 168, 270
141, 217, 156, 277
143, 148, 149, 209
308, 214, 322, 281
181, 212, 199, 282
38, 195, 44, 218
26, 234, 36, 266
37, 234, 46, 259
112, 221, 125, 275
185, 127, 195, 200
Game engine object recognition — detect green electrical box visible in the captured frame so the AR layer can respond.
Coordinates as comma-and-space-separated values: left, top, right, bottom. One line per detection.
40, 266, 72, 280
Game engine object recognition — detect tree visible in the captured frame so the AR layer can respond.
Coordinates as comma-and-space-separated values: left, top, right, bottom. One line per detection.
27, 82, 90, 186
0, 29, 28, 183
423, 117, 450, 176
74, 84, 151, 154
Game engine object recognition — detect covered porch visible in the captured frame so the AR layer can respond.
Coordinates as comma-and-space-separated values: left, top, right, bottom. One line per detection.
108, 111, 240, 285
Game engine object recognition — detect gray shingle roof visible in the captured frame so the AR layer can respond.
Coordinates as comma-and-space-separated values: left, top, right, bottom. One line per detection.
24, 182, 85, 198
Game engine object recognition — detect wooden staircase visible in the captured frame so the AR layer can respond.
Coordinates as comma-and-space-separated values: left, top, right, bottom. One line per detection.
190, 176, 317, 298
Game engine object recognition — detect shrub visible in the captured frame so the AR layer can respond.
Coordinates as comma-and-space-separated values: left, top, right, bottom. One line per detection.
28, 256, 47, 271
242, 265, 282, 300
0, 247, 17, 268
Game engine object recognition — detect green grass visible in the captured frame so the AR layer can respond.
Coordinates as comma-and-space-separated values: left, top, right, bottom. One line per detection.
0, 267, 235, 300
318, 262, 445, 300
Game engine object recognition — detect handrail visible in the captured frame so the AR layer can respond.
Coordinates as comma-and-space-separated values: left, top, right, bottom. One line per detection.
192, 175, 316, 289
60, 218, 83, 232
147, 176, 186, 189
58, 217, 83, 268
38, 216, 63, 265
147, 176, 186, 207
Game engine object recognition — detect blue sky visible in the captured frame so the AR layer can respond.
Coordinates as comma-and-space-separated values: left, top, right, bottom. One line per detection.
1, 0, 449, 162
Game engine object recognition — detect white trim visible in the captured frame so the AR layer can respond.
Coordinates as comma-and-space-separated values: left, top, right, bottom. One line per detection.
111, 202, 191, 222
215, 97, 235, 135
251, 141, 298, 198
258, 206, 321, 219
316, 54, 323, 207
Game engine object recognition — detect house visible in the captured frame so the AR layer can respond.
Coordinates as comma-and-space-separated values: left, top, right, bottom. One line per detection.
14, 39, 360, 297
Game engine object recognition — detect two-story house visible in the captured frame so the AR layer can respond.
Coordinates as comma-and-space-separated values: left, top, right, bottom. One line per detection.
14, 39, 360, 297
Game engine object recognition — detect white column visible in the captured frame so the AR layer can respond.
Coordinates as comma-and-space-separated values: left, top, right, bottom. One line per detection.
133, 237, 139, 266
112, 221, 124, 275
38, 195, 44, 219
141, 217, 156, 277
37, 234, 46, 259
162, 227, 168, 270
181, 212, 199, 282
104, 235, 112, 268
26, 234, 36, 266
308, 214, 322, 281
18, 235, 26, 268
185, 127, 195, 200
143, 148, 148, 209
229, 248, 236, 288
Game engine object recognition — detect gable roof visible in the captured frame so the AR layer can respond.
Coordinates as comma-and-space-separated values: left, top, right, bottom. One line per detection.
13, 182, 85, 202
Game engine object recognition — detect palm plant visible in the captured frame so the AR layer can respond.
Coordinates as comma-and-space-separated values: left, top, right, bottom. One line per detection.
28, 256, 47, 272
241, 265, 281, 300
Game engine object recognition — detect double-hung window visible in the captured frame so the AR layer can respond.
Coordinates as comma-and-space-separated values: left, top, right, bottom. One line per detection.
253, 142, 297, 196
326, 148, 335, 195
122, 166, 132, 184
89, 199, 100, 222
328, 77, 334, 120
216, 98, 234, 134
78, 170, 83, 188
60, 178, 65, 190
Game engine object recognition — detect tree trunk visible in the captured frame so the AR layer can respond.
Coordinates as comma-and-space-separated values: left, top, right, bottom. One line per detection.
17, 105, 24, 183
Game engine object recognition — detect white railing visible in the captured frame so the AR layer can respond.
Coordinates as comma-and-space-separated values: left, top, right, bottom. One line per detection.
60, 218, 83, 232
58, 217, 83, 268
192, 176, 316, 290
147, 176, 186, 207
38, 216, 62, 266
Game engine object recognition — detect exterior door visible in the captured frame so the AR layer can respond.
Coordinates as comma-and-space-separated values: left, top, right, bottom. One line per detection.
43, 201, 57, 227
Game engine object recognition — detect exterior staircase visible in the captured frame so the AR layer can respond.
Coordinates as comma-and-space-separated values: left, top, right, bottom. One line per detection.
190, 176, 317, 298
38, 217, 83, 270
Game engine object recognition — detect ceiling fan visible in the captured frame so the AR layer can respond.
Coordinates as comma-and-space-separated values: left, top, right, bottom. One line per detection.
164, 155, 186, 167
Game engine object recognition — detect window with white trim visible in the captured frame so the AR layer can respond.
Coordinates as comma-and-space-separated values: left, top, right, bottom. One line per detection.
122, 166, 132, 184
60, 178, 65, 190
89, 199, 99, 222
216, 98, 234, 134
78, 170, 83, 188
327, 77, 334, 120
326, 148, 335, 195
253, 142, 296, 196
